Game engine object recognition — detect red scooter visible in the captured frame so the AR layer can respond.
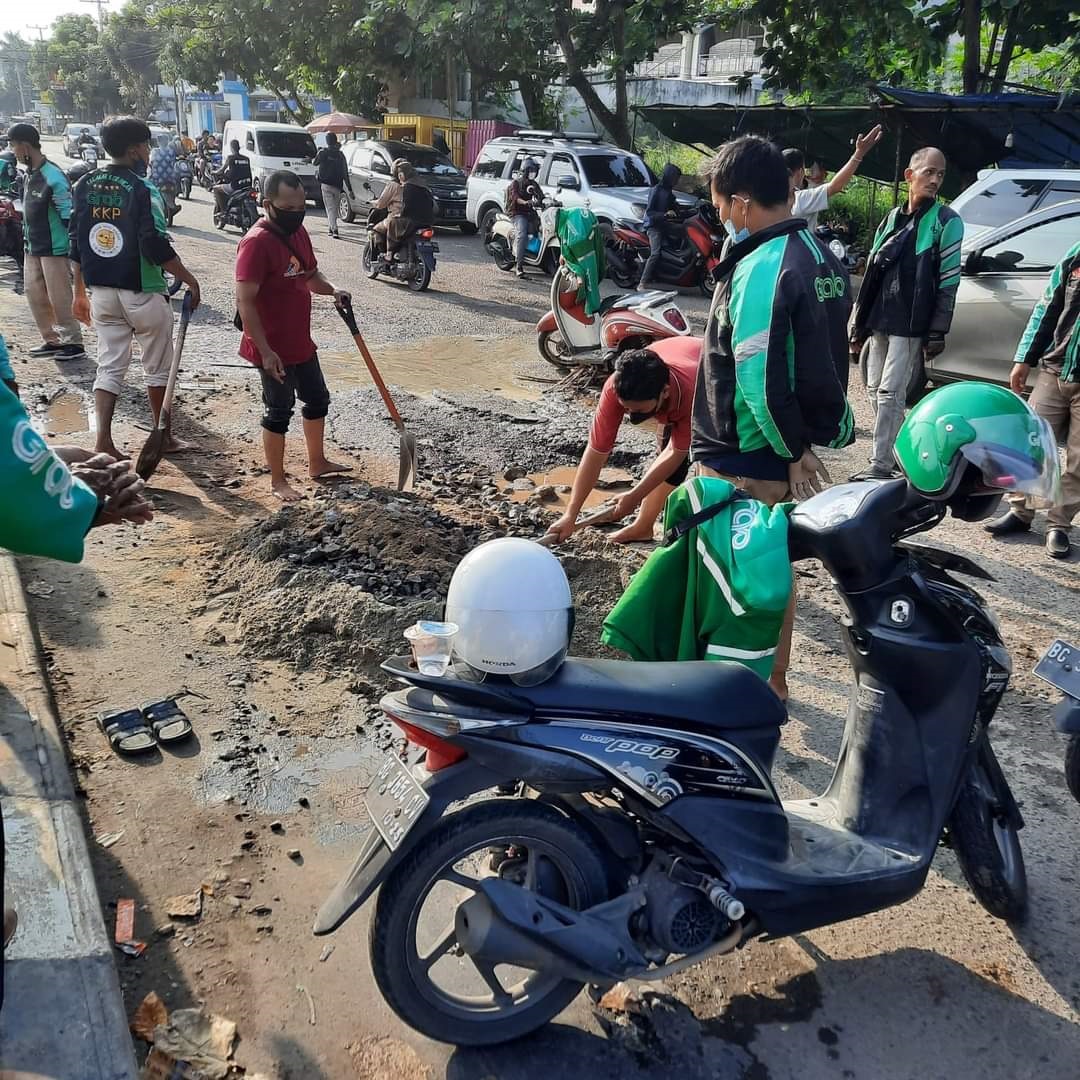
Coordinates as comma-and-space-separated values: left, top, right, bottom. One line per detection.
604, 202, 724, 295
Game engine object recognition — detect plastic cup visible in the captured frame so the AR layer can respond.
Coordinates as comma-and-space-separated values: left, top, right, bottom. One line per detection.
404, 621, 459, 677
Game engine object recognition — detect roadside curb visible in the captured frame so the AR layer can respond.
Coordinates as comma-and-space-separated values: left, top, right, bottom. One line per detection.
0, 552, 139, 1080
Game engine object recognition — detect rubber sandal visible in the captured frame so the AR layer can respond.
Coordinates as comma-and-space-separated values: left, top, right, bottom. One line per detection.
140, 699, 193, 744
99, 708, 156, 754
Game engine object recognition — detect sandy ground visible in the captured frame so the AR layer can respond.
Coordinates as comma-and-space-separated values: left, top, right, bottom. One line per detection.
2, 137, 1079, 1079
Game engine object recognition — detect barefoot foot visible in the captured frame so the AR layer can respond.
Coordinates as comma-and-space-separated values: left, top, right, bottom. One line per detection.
609, 522, 657, 544
271, 478, 304, 502
163, 436, 194, 454
309, 459, 353, 479
95, 442, 131, 461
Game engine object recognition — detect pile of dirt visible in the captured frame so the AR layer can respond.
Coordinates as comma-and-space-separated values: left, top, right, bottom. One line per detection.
204, 481, 639, 678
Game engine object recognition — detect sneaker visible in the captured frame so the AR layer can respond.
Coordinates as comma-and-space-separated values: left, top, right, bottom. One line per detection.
29, 341, 63, 357
984, 511, 1032, 537
56, 343, 87, 361
515, 269, 525, 278
849, 466, 900, 482
1047, 528, 1071, 559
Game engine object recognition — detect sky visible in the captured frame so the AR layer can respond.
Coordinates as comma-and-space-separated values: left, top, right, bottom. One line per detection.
1, 0, 111, 40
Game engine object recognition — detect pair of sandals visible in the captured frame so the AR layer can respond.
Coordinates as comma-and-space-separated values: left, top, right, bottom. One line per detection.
98, 699, 193, 755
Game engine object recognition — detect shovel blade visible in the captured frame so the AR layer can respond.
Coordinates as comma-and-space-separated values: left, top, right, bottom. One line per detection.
397, 432, 418, 491
134, 424, 167, 481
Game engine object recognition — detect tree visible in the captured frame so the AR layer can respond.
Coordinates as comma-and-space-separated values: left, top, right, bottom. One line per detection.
0, 33, 32, 116
553, 0, 701, 147
100, 3, 165, 117
706, 0, 1080, 101
29, 14, 121, 120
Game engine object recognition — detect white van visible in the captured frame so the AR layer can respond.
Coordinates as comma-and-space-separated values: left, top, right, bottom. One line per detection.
221, 120, 319, 201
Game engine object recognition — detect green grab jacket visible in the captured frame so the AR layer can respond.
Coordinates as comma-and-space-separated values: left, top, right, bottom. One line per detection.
601, 476, 792, 679
0, 382, 99, 562
1013, 238, 1080, 382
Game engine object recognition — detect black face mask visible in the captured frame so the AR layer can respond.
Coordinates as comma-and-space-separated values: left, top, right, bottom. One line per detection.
132, 157, 148, 177
270, 206, 306, 235
628, 407, 658, 425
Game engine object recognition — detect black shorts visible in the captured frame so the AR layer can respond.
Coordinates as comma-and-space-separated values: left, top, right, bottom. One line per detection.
659, 424, 690, 486
259, 353, 331, 434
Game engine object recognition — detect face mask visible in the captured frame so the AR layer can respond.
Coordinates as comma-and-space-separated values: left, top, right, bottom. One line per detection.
270, 205, 306, 235
132, 156, 148, 177
722, 195, 751, 245
628, 407, 658, 425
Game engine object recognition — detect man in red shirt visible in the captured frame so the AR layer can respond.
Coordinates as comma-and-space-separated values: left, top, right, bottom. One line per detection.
547, 336, 701, 544
235, 170, 351, 501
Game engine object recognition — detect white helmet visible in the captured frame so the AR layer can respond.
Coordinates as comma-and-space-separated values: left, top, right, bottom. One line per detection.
445, 538, 572, 686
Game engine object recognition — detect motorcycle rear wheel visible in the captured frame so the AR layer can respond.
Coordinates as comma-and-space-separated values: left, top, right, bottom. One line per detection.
538, 330, 572, 371
1065, 734, 1080, 803
370, 799, 609, 1046
489, 237, 515, 272
948, 749, 1027, 921
409, 260, 432, 292
609, 264, 638, 290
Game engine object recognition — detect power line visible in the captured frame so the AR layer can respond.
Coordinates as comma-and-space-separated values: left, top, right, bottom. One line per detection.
26, 26, 49, 42
78, 0, 113, 29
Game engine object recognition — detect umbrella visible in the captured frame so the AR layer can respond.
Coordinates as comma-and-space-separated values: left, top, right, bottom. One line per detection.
306, 112, 376, 134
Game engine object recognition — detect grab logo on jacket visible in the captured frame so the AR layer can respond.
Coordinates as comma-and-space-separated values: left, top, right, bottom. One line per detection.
11, 419, 78, 509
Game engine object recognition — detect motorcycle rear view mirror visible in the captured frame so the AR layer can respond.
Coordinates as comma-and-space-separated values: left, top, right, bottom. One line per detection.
556, 175, 580, 191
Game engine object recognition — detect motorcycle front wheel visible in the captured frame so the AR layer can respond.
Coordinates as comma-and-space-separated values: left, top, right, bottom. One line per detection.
362, 241, 379, 279
538, 330, 572, 371
489, 237, 515, 273
369, 799, 609, 1046
1065, 734, 1080, 803
948, 746, 1027, 921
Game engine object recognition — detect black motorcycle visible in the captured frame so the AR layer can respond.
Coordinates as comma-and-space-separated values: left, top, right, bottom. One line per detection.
213, 183, 259, 233
176, 157, 193, 200
316, 476, 1028, 1046
1033, 638, 1080, 802
362, 208, 437, 292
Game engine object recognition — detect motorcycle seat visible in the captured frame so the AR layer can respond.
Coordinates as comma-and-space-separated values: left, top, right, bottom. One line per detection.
599, 290, 677, 313
512, 657, 785, 730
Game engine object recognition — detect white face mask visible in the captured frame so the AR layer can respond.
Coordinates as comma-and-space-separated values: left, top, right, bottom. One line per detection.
722, 195, 751, 245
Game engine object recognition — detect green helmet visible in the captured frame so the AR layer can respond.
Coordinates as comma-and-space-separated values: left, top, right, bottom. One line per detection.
894, 382, 1060, 501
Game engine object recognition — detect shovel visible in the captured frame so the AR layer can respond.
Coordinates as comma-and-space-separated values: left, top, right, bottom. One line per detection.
335, 297, 417, 490
135, 291, 193, 481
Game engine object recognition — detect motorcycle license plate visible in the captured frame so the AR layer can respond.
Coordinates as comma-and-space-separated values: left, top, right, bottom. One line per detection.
364, 753, 429, 850
1034, 639, 1080, 700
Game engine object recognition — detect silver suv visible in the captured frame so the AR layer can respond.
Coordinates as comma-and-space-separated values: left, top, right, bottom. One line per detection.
466, 130, 691, 238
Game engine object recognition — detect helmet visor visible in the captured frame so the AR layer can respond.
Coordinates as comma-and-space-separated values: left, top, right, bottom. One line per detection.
959, 411, 1061, 503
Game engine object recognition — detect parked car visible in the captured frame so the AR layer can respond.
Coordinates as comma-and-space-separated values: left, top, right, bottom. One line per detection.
860, 198, 1080, 400
221, 120, 319, 201
62, 123, 101, 158
949, 167, 1080, 246
466, 129, 694, 240
338, 139, 472, 232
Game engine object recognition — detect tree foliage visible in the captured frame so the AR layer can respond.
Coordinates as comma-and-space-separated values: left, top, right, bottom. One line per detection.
708, 0, 1080, 102
29, 14, 121, 120
100, 3, 165, 117
0, 33, 32, 116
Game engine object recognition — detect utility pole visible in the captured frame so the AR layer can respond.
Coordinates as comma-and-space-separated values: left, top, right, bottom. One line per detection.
77, 0, 112, 29
27, 26, 49, 42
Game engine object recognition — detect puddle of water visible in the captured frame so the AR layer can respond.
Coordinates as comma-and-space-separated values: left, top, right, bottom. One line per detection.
499, 465, 633, 511
320, 336, 543, 402
195, 732, 384, 846
36, 391, 94, 436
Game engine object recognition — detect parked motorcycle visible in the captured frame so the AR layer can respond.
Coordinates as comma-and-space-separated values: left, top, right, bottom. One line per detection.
176, 157, 193, 200
362, 210, 438, 292
314, 474, 1029, 1046
213, 183, 259, 233
486, 198, 562, 276
1033, 638, 1080, 802
0, 188, 24, 288
815, 222, 862, 274
536, 263, 691, 370
603, 202, 724, 295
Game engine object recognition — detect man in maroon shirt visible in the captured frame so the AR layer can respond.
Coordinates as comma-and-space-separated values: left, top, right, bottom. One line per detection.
235, 170, 351, 501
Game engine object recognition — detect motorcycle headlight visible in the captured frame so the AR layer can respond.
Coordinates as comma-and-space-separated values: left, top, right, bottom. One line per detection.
829, 239, 846, 260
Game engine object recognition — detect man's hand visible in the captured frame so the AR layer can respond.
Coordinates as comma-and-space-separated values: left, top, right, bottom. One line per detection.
70, 455, 128, 501
545, 514, 577, 545
73, 292, 91, 326
854, 125, 884, 159
1009, 362, 1030, 395
182, 277, 201, 311
261, 349, 286, 383
788, 449, 832, 502
98, 470, 154, 526
610, 491, 643, 521
333, 288, 351, 309
924, 336, 946, 360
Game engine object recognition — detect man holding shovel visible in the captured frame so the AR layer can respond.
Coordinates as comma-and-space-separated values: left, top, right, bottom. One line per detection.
69, 115, 201, 459
235, 169, 352, 502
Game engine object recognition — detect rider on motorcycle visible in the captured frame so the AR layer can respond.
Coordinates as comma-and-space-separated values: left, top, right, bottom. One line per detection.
149, 133, 180, 219
0, 150, 17, 195
212, 139, 253, 225
384, 160, 434, 262
507, 157, 543, 278
639, 163, 683, 290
